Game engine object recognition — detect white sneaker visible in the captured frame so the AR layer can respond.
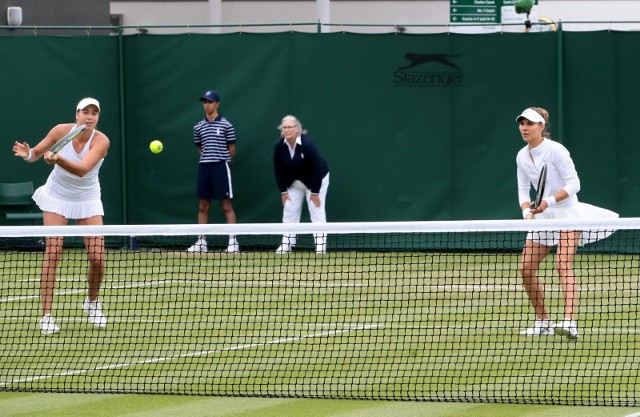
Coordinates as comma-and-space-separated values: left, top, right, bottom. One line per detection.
83, 298, 107, 328
554, 319, 579, 340
314, 234, 326, 254
520, 320, 555, 336
187, 237, 208, 253
39, 314, 60, 335
227, 243, 240, 254
275, 244, 291, 254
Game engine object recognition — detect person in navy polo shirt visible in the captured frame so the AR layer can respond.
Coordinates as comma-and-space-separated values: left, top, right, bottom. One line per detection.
187, 89, 239, 254
273, 115, 330, 254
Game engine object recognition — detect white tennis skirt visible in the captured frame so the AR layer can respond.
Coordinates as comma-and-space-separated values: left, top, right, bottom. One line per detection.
33, 185, 104, 220
527, 202, 619, 247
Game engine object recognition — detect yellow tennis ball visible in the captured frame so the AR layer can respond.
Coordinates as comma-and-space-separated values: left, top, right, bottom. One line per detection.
149, 140, 163, 154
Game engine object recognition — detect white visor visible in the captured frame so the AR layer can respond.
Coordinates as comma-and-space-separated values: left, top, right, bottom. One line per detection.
516, 108, 545, 124
76, 97, 100, 111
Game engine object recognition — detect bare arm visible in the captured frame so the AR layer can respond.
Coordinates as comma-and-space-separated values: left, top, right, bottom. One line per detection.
13, 123, 76, 162
46, 131, 110, 177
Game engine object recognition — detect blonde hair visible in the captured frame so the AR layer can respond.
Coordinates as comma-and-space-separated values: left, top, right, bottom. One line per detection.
529, 107, 551, 138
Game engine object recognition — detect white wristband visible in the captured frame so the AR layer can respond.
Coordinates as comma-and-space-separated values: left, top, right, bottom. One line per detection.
544, 196, 557, 207
522, 208, 531, 219
23, 149, 32, 162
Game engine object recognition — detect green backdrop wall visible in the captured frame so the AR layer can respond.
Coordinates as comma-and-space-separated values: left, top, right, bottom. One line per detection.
0, 31, 637, 225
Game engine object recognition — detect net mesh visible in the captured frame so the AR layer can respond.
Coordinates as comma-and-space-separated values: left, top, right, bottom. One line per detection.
0, 219, 637, 405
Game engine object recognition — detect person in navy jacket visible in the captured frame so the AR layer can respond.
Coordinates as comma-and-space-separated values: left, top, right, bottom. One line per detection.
273, 115, 329, 254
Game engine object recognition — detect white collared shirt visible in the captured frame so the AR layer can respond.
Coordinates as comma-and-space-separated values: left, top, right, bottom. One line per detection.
284, 136, 302, 158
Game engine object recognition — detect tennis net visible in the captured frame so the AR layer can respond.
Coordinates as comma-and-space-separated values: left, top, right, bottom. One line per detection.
0, 218, 637, 405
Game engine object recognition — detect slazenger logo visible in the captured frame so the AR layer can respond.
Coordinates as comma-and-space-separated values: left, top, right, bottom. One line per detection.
393, 53, 464, 87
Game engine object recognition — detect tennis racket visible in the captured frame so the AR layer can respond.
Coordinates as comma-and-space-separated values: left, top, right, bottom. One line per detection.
49, 125, 86, 155
530, 164, 547, 219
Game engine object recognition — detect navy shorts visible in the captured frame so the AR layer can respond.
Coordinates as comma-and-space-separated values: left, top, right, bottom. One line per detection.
196, 162, 233, 200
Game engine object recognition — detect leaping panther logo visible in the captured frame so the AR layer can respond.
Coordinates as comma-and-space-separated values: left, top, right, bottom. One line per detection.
398, 53, 462, 70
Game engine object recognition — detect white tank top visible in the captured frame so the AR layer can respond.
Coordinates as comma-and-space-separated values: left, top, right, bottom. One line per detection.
46, 126, 104, 201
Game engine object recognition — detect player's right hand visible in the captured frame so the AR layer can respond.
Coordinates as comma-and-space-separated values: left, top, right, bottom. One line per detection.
12, 141, 29, 159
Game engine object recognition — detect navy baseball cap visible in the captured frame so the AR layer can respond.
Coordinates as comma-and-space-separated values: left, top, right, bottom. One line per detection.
200, 90, 220, 102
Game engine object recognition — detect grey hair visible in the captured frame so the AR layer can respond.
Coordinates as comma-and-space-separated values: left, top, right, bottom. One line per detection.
278, 115, 308, 135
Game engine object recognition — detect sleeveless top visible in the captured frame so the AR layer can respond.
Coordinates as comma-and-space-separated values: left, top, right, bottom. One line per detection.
45, 125, 104, 201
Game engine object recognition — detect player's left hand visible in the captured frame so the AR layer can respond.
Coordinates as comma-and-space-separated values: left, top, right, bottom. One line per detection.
43, 151, 58, 165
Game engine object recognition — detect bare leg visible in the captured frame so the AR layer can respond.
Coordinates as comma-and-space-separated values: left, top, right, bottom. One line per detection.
41, 236, 63, 315
519, 239, 553, 320
194, 199, 211, 242
220, 199, 236, 224
78, 216, 105, 302
41, 212, 68, 315
197, 199, 210, 225
556, 231, 581, 320
84, 236, 105, 300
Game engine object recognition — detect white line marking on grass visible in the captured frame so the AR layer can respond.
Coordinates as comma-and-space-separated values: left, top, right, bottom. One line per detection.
0, 280, 172, 304
0, 323, 378, 387
0, 311, 636, 336
166, 280, 523, 292
624, 413, 640, 417
5, 277, 638, 297
163, 280, 640, 294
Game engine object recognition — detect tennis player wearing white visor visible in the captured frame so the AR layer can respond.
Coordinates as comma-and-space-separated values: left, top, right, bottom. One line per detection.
12, 97, 110, 335
515, 106, 618, 340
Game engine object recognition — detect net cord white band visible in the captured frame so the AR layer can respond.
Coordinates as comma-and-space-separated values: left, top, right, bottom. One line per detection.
0, 218, 632, 238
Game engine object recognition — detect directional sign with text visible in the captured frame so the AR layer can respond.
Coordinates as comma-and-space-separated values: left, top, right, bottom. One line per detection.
450, 0, 539, 24
450, 0, 499, 24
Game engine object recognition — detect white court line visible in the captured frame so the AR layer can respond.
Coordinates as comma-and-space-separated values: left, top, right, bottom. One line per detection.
0, 280, 172, 303
0, 315, 635, 334
4, 278, 639, 294
624, 413, 640, 417
0, 323, 378, 387
162, 279, 640, 293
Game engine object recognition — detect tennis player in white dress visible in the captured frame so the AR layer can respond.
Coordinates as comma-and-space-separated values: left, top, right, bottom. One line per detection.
515, 107, 618, 340
12, 98, 110, 335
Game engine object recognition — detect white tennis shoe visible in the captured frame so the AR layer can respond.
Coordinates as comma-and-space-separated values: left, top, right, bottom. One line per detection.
39, 314, 60, 335
275, 243, 291, 254
315, 234, 327, 255
187, 237, 208, 253
83, 298, 107, 328
519, 320, 555, 336
554, 319, 579, 340
226, 242, 240, 254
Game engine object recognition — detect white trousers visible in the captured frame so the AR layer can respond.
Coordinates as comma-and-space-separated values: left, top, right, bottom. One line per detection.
281, 173, 329, 248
